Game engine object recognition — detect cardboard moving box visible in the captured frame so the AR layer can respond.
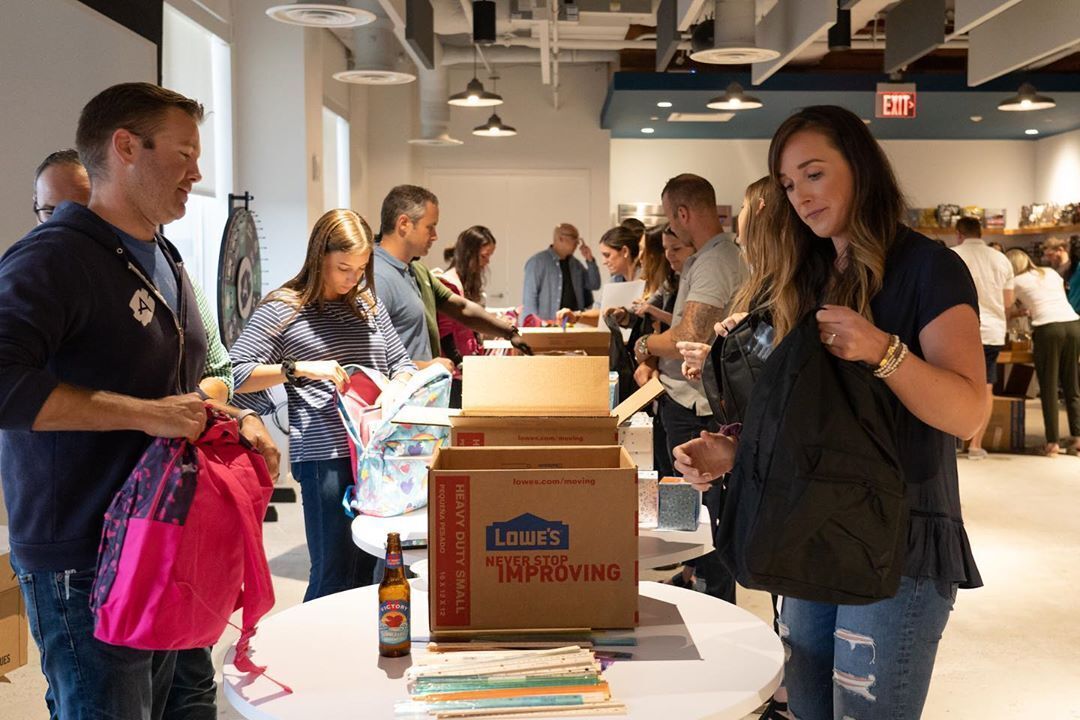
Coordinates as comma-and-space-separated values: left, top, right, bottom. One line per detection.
515, 326, 611, 356
428, 445, 638, 633
983, 396, 1026, 453
0, 528, 28, 678
452, 356, 664, 447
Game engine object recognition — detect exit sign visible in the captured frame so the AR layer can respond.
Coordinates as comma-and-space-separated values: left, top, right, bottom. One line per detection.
876, 83, 917, 118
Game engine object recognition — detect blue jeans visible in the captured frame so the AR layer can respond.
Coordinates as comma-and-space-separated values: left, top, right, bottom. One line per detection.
164, 648, 216, 720
293, 458, 378, 602
779, 576, 958, 720
15, 565, 177, 720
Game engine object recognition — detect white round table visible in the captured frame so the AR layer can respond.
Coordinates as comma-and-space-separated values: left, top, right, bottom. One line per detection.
351, 509, 714, 569
223, 582, 783, 720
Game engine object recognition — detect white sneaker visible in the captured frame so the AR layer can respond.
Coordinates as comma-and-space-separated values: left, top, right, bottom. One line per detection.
967, 447, 988, 460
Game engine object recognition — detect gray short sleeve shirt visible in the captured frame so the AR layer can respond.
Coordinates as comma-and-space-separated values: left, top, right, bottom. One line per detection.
659, 232, 747, 415
373, 245, 433, 362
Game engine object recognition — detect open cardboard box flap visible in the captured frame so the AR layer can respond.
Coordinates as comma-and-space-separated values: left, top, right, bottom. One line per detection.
393, 356, 664, 428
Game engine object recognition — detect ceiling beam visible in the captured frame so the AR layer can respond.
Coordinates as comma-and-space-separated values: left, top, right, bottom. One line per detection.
655, 0, 680, 71
884, 0, 945, 73
952, 0, 1024, 37
751, 0, 835, 86
968, 0, 1080, 85
676, 0, 709, 32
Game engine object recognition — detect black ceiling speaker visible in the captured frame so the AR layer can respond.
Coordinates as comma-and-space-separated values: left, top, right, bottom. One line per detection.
473, 0, 496, 45
828, 5, 851, 51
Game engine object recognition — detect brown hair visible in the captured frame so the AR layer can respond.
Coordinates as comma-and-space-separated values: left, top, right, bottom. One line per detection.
379, 184, 438, 236
641, 224, 674, 298
956, 216, 982, 239
757, 105, 907, 340
453, 225, 497, 302
266, 209, 378, 319
660, 173, 717, 213
731, 176, 783, 314
75, 82, 204, 180
600, 225, 642, 261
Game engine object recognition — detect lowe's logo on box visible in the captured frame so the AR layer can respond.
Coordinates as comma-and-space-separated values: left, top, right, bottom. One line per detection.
486, 513, 569, 551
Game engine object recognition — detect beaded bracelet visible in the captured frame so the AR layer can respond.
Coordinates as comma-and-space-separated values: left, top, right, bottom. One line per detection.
873, 335, 909, 379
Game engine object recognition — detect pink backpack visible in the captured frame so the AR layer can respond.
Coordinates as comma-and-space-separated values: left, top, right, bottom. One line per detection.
91, 411, 275, 656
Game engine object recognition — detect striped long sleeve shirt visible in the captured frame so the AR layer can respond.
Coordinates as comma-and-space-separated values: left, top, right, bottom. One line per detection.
231, 296, 416, 462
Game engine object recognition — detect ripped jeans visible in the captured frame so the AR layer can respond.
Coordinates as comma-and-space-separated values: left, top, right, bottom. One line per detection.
779, 576, 957, 720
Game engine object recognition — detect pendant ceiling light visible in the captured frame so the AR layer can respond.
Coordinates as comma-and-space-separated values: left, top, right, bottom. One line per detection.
997, 82, 1057, 112
266, 1, 375, 27
473, 112, 517, 137
705, 82, 763, 110
448, 46, 503, 107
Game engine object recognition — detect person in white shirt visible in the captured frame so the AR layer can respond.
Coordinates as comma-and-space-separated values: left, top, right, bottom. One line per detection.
1006, 248, 1080, 455
951, 217, 1015, 459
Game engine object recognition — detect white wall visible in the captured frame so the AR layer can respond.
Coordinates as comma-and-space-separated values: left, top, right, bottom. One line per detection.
416, 63, 612, 246
1035, 127, 1080, 205
233, 0, 311, 289
0, 0, 156, 252
610, 137, 1038, 230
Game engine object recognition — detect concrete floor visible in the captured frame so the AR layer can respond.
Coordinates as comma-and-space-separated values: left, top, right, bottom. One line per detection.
2, 398, 1078, 718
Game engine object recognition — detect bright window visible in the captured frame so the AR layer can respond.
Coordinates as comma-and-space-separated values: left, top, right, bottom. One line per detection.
161, 3, 234, 309
322, 107, 351, 212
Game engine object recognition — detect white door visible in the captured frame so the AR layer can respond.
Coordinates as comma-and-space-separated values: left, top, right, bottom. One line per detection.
425, 169, 591, 309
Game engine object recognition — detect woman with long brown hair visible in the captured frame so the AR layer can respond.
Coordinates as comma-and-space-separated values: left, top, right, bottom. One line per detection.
674, 106, 985, 719
437, 225, 497, 404
231, 208, 416, 602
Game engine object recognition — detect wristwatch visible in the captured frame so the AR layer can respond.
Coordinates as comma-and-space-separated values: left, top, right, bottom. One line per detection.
635, 334, 652, 360
281, 358, 299, 384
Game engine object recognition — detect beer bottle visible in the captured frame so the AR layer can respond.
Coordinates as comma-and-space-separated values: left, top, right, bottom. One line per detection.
378, 532, 411, 657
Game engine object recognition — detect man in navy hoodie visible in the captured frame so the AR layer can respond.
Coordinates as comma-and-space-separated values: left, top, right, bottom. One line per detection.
0, 83, 278, 719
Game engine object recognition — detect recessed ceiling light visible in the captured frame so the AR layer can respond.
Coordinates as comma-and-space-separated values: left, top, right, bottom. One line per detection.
641, 128, 655, 134
1025, 128, 1040, 135
970, 115, 983, 122
650, 116, 660, 121
862, 118, 871, 125
657, 101, 673, 108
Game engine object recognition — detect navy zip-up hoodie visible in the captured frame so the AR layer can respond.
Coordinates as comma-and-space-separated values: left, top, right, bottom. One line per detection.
0, 202, 207, 571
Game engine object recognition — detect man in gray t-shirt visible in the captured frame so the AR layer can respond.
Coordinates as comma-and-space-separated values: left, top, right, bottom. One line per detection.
632, 173, 746, 602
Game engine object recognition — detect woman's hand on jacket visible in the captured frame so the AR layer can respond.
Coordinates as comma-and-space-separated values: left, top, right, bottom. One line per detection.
672, 431, 737, 491
715, 312, 748, 337
815, 305, 891, 364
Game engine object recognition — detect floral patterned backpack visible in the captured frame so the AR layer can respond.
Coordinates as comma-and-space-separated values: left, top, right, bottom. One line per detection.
338, 363, 451, 517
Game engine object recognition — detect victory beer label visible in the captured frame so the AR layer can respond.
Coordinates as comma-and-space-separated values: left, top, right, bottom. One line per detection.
379, 599, 410, 646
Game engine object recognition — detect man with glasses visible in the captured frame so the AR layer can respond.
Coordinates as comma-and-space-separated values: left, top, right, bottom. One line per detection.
32, 149, 90, 224
522, 222, 601, 320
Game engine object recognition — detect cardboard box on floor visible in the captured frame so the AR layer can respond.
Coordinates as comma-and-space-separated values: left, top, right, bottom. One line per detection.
983, 396, 1026, 453
428, 445, 638, 633
451, 356, 664, 447
0, 528, 28, 678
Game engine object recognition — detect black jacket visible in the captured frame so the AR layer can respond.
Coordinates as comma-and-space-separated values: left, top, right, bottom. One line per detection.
0, 202, 207, 571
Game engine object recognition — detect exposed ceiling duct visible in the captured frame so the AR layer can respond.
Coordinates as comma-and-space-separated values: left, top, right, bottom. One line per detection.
440, 45, 618, 64
689, 0, 780, 65
409, 62, 464, 146
266, 1, 375, 27
334, 19, 417, 84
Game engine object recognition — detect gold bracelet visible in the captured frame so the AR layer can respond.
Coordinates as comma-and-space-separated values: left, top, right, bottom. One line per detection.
875, 334, 900, 372
874, 341, 908, 379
